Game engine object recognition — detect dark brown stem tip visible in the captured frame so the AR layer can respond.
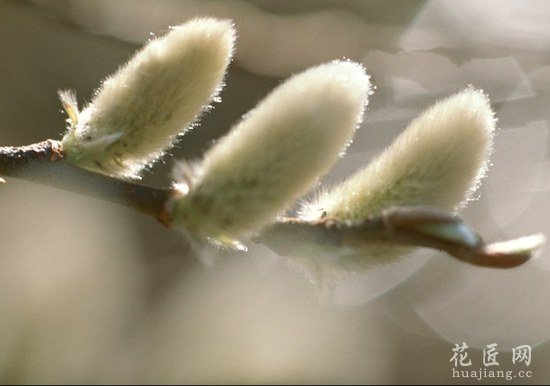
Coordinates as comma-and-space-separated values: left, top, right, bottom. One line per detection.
463, 234, 546, 268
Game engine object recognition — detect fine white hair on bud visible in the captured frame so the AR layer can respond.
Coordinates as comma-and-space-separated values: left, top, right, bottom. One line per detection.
289, 87, 496, 280
172, 61, 371, 244
300, 87, 496, 222
61, 18, 235, 179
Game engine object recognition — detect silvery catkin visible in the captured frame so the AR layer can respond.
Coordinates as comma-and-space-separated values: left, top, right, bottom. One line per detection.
172, 61, 371, 243
61, 18, 235, 179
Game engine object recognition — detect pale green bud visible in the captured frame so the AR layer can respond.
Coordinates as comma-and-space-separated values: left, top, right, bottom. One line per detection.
292, 87, 496, 276
172, 61, 371, 244
61, 18, 235, 179
301, 87, 496, 221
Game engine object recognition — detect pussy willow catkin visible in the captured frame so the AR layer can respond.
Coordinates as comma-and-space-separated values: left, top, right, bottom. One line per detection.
172, 61, 371, 243
61, 18, 235, 179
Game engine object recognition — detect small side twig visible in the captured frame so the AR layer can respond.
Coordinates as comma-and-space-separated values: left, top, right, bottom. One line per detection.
259, 207, 545, 269
0, 140, 545, 268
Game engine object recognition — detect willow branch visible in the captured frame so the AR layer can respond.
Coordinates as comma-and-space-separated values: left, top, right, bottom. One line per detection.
0, 140, 545, 268
0, 140, 174, 224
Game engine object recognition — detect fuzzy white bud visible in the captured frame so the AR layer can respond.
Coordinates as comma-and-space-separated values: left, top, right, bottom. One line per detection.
61, 18, 235, 179
300, 87, 496, 222
172, 61, 371, 243
290, 88, 496, 277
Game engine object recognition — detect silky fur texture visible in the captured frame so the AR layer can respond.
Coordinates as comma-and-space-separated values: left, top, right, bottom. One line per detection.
172, 61, 371, 242
61, 18, 235, 179
290, 88, 496, 278
300, 87, 496, 222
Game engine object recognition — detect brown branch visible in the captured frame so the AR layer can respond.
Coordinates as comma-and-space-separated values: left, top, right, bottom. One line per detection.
0, 140, 174, 224
0, 140, 545, 268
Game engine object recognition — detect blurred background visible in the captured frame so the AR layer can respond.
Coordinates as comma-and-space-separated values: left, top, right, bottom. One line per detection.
0, 0, 549, 383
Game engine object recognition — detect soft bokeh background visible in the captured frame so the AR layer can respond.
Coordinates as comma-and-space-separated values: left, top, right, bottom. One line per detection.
1, 0, 549, 383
